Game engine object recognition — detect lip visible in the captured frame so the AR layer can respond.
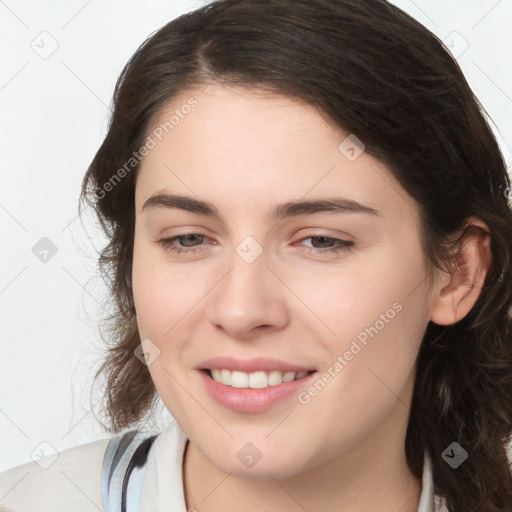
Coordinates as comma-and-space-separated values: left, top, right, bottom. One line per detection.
198, 369, 316, 413
196, 356, 316, 373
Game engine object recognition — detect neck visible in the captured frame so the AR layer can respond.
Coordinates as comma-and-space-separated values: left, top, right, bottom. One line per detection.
182, 412, 422, 512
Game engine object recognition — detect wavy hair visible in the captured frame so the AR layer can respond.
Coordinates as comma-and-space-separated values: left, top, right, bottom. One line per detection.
79, 1, 512, 510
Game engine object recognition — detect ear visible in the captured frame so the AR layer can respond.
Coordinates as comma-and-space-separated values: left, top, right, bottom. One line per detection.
430, 217, 492, 326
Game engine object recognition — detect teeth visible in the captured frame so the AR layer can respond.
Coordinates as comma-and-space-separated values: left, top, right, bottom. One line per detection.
209, 369, 310, 388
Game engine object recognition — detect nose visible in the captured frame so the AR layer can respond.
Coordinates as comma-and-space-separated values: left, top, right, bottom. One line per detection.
206, 242, 289, 339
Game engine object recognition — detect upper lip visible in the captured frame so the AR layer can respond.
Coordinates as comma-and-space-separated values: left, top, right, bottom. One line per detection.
197, 356, 316, 374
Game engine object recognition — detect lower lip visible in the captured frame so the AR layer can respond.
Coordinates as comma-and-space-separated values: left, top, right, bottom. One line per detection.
198, 370, 316, 413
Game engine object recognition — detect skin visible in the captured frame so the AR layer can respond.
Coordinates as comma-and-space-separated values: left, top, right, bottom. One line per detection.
131, 84, 491, 512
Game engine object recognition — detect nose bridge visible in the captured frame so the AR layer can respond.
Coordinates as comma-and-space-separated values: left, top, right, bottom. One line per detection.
221, 235, 273, 305
206, 233, 288, 336
233, 236, 270, 287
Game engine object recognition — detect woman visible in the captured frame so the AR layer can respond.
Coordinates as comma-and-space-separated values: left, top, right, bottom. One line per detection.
1, 0, 511, 511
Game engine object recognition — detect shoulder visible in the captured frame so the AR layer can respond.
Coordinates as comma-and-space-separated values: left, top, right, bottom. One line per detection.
0, 436, 110, 512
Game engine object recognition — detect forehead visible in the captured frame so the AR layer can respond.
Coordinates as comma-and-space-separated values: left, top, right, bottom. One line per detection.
142, 83, 350, 165
135, 84, 419, 224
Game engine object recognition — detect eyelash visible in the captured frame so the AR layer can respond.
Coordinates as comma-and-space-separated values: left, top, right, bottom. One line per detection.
156, 234, 354, 256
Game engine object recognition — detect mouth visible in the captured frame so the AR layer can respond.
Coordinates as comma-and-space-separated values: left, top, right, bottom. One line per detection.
201, 368, 316, 389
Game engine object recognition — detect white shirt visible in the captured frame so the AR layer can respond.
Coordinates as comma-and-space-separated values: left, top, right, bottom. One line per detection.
0, 419, 452, 511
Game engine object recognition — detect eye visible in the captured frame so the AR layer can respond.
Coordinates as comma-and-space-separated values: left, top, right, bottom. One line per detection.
156, 233, 211, 254
297, 235, 354, 255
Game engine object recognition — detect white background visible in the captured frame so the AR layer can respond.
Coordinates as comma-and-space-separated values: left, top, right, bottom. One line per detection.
1, 0, 511, 472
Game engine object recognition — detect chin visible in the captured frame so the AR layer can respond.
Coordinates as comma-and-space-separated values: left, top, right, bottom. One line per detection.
205, 445, 308, 480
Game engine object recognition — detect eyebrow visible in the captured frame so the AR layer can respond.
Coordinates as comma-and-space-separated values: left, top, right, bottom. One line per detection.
141, 193, 382, 219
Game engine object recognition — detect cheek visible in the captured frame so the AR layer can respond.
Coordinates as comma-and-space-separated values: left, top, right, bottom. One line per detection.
294, 251, 426, 350
131, 255, 197, 415
296, 294, 426, 462
309, 243, 429, 409
132, 239, 204, 337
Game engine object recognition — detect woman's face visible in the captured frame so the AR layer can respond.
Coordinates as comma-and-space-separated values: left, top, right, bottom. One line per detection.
132, 84, 437, 478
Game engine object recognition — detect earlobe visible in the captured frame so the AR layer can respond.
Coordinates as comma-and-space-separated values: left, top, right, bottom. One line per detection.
429, 217, 492, 326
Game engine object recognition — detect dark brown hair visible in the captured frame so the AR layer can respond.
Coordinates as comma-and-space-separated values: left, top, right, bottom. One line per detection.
79, 0, 512, 510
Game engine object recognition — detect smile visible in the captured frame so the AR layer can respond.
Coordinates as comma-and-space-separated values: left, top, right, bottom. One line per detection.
198, 368, 317, 413
205, 368, 313, 388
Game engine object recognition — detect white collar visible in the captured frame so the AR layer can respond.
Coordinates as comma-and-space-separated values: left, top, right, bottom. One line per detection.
417, 450, 437, 512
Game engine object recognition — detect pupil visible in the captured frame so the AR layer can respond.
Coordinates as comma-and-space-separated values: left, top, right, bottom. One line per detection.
314, 236, 331, 248
182, 234, 201, 247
